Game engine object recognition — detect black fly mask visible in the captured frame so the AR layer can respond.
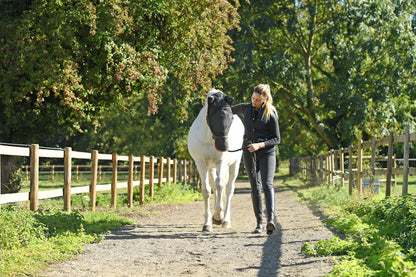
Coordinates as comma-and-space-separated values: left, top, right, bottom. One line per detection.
206, 91, 234, 152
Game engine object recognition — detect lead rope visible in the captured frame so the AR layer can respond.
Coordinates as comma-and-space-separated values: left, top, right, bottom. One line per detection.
230, 140, 257, 186
228, 146, 247, 152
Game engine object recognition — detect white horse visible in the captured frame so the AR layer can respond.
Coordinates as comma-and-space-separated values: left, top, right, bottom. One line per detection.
188, 89, 244, 232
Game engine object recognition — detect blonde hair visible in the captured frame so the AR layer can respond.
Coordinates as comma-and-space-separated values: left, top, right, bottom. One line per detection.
253, 84, 276, 121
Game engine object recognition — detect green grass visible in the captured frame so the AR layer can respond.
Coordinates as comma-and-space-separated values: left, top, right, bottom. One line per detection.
0, 208, 113, 276
279, 172, 416, 276
0, 181, 202, 277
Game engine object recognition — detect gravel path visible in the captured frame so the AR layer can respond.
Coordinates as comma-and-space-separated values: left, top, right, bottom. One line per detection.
41, 181, 336, 277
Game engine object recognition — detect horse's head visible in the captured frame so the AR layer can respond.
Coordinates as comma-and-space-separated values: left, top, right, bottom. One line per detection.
206, 89, 234, 152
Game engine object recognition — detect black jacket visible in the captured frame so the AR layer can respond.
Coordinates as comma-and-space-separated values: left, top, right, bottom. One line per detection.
232, 103, 280, 148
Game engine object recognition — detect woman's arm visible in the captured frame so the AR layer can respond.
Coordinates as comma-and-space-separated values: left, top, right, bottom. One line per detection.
231, 103, 246, 115
263, 112, 281, 147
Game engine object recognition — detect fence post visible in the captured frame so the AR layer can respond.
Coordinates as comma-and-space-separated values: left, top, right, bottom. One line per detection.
139, 155, 145, 205
188, 159, 192, 185
90, 150, 98, 212
403, 124, 410, 194
348, 146, 353, 196
340, 149, 345, 187
178, 159, 182, 182
166, 157, 171, 186
386, 132, 394, 197
325, 153, 330, 184
128, 154, 134, 207
319, 155, 324, 185
63, 147, 72, 213
330, 150, 335, 184
183, 160, 187, 185
51, 165, 55, 181
393, 155, 397, 187
98, 165, 102, 181
310, 156, 317, 186
149, 156, 154, 197
0, 154, 1, 210
194, 161, 199, 187
158, 157, 164, 187
357, 140, 363, 196
111, 153, 118, 208
189, 161, 194, 186
191, 161, 197, 187
76, 165, 79, 181
29, 144, 39, 211
370, 137, 376, 189
173, 159, 177, 184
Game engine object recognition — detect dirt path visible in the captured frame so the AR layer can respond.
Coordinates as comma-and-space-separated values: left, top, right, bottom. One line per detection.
41, 181, 336, 277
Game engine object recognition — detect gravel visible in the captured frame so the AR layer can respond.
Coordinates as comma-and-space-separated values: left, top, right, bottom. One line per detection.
40, 180, 336, 277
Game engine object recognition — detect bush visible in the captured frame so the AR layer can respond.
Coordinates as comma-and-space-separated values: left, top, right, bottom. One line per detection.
35, 209, 86, 238
294, 181, 416, 275
0, 207, 46, 249
3, 168, 23, 193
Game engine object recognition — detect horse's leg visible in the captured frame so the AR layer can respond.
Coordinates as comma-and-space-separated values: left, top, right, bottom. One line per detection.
222, 160, 239, 228
202, 171, 213, 232
212, 163, 226, 225
195, 161, 213, 232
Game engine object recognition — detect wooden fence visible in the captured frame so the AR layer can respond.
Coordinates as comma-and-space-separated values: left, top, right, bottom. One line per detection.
291, 125, 416, 197
0, 144, 199, 212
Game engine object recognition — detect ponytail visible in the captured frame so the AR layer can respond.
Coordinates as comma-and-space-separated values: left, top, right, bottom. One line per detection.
253, 84, 276, 121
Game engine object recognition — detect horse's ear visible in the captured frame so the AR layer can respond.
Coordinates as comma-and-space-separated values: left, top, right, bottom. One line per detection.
208, 96, 215, 104
225, 96, 234, 105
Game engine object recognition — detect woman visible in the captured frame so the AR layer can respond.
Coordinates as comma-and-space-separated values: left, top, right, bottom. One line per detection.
232, 84, 281, 234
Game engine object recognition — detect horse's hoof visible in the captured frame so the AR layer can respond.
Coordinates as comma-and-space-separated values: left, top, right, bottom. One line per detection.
202, 225, 213, 232
222, 221, 231, 229
212, 218, 222, 225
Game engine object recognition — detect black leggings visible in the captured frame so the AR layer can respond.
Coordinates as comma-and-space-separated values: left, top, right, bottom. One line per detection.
243, 147, 276, 194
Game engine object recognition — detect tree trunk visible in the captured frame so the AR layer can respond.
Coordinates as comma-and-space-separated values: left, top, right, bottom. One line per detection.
1, 156, 23, 193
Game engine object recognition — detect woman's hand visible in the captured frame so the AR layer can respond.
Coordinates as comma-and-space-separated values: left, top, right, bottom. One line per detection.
247, 142, 265, 153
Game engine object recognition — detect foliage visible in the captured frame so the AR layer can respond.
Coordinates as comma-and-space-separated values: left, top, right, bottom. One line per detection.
301, 236, 355, 256
0, 208, 95, 276
330, 256, 376, 276
70, 91, 201, 158
215, 0, 416, 159
0, 0, 240, 144
140, 181, 202, 204
0, 178, 200, 276
3, 168, 23, 193
35, 209, 89, 237
0, 207, 46, 250
292, 181, 416, 276
82, 211, 134, 234
353, 195, 416, 262
0, 207, 132, 276
72, 181, 201, 208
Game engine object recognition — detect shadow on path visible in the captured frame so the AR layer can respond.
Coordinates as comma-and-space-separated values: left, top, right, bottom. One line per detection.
259, 222, 283, 277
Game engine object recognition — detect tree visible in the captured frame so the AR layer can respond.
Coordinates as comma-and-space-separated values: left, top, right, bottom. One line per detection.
0, 0, 240, 143
215, 0, 416, 159
69, 90, 202, 159
0, 0, 240, 190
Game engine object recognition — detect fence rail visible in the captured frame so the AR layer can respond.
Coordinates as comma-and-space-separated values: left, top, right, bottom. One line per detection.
0, 144, 199, 212
291, 125, 415, 197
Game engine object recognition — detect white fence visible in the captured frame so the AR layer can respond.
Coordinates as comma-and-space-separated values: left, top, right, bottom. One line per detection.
0, 144, 197, 212
291, 125, 416, 197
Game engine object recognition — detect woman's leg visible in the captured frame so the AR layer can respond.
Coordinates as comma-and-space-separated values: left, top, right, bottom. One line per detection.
243, 150, 264, 233
258, 149, 276, 234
